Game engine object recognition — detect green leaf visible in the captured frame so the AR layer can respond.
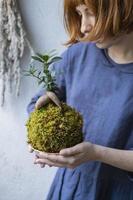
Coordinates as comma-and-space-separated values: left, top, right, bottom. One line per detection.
47, 56, 62, 65
38, 79, 44, 85
36, 53, 44, 58
31, 56, 44, 63
36, 53, 49, 62
30, 68, 37, 74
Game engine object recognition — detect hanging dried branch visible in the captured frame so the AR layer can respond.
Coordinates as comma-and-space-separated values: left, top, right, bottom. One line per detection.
0, 0, 33, 106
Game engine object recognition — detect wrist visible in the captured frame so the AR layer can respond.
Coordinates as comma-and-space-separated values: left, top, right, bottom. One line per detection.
92, 144, 107, 162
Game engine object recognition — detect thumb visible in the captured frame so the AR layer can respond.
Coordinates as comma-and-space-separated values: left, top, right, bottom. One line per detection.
35, 94, 50, 109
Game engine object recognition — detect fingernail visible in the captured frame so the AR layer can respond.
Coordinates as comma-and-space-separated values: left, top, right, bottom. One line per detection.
35, 154, 39, 158
34, 159, 38, 164
40, 164, 45, 168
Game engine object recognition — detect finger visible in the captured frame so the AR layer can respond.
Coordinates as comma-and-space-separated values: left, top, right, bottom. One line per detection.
35, 151, 48, 159
28, 144, 34, 153
59, 144, 82, 156
34, 150, 64, 165
43, 154, 70, 166
35, 154, 39, 158
35, 155, 49, 168
35, 154, 45, 167
35, 150, 59, 158
34, 158, 58, 167
35, 158, 68, 168
46, 91, 61, 108
35, 94, 50, 109
34, 157, 45, 168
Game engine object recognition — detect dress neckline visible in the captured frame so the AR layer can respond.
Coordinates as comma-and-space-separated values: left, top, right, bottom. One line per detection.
97, 44, 133, 74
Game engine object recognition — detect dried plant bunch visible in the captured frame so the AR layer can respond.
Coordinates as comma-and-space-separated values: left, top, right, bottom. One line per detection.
25, 50, 83, 153
0, 0, 33, 106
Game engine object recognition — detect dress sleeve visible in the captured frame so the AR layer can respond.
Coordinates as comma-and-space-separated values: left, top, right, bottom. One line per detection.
26, 89, 44, 114
26, 48, 69, 115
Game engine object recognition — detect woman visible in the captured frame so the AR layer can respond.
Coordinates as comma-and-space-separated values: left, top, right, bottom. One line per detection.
27, 0, 133, 199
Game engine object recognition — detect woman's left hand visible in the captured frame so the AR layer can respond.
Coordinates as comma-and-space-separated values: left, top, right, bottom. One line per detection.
34, 142, 98, 169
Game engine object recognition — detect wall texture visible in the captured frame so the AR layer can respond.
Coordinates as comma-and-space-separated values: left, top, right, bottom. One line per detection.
0, 0, 67, 199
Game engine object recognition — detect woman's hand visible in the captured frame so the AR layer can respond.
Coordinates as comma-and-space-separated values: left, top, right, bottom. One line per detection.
34, 142, 99, 169
35, 91, 61, 109
27, 143, 46, 168
35, 93, 50, 109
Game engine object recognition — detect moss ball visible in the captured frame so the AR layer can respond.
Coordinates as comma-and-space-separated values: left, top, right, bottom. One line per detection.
26, 102, 83, 153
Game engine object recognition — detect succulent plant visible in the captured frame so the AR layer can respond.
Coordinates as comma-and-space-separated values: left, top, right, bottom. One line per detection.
25, 50, 83, 153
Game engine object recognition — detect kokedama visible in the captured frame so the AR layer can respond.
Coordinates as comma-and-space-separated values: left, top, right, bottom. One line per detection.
26, 51, 83, 153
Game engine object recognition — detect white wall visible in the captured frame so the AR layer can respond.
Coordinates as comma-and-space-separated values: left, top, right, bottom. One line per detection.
0, 0, 67, 199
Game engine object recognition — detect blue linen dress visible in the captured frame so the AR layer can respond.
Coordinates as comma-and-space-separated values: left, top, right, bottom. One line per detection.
27, 42, 133, 200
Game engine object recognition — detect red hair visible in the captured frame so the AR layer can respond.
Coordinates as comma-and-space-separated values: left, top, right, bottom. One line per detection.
64, 0, 133, 45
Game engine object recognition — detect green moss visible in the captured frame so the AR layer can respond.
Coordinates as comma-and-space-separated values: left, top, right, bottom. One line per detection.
26, 102, 83, 153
